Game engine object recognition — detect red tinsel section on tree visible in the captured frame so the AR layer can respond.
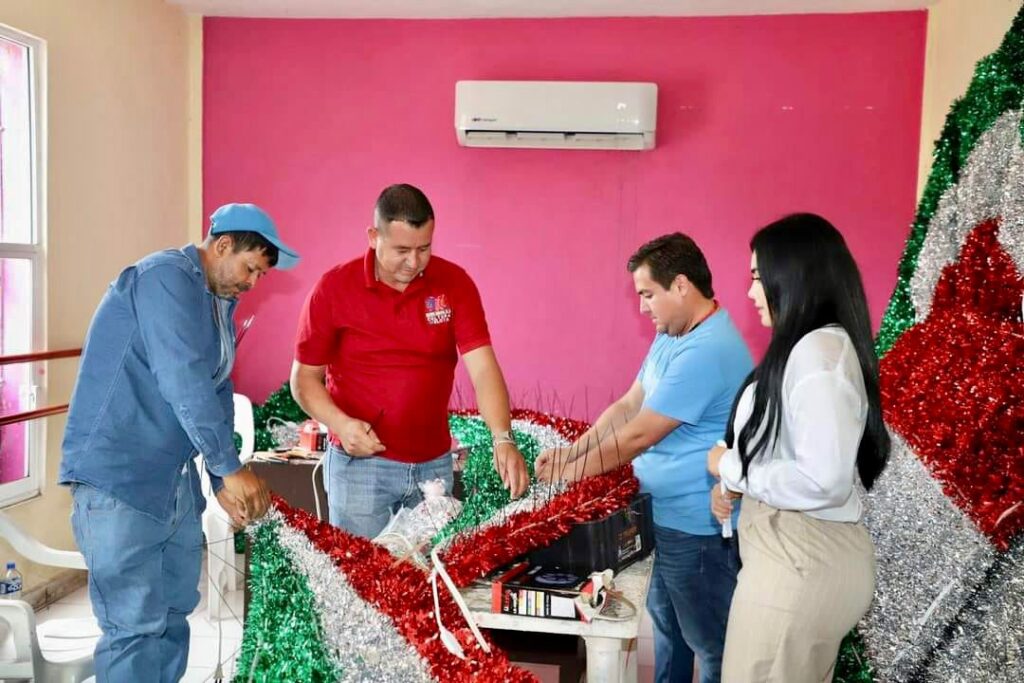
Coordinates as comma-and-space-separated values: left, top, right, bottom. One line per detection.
278, 497, 537, 682
452, 406, 593, 444
880, 219, 1024, 549
508, 407, 592, 442
441, 466, 640, 586
444, 407, 639, 582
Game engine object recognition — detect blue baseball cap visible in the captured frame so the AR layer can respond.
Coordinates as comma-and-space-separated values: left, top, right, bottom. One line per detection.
209, 203, 300, 270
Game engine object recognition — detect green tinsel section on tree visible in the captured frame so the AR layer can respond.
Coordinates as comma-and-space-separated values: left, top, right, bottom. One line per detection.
875, 5, 1024, 356
234, 521, 338, 682
835, 629, 875, 683
432, 414, 541, 544
252, 381, 309, 451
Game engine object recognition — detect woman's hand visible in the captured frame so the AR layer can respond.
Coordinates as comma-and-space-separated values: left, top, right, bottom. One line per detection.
707, 444, 727, 477
711, 483, 742, 523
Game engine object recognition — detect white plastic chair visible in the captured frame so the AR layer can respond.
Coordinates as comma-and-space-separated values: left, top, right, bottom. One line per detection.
0, 511, 97, 682
200, 392, 254, 620
0, 601, 95, 683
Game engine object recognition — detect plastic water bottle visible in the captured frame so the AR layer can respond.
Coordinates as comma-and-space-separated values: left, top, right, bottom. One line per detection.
3, 562, 22, 599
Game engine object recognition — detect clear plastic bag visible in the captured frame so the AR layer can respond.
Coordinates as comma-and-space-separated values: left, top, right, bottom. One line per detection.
265, 416, 300, 449
373, 479, 462, 565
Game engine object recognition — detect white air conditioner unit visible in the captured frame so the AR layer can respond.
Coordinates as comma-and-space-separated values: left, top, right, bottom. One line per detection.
455, 81, 657, 150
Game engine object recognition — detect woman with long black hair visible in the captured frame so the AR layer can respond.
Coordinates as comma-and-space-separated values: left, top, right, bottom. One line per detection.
707, 213, 890, 682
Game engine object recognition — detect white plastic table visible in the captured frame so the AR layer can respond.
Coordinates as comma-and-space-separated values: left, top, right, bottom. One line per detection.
461, 554, 654, 683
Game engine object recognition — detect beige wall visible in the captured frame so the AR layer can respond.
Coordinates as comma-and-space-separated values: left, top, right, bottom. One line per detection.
918, 0, 1022, 196
0, 0, 192, 585
188, 14, 204, 244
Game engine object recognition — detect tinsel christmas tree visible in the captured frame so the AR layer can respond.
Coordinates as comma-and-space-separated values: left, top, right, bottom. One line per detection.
854, 5, 1024, 681
234, 409, 626, 682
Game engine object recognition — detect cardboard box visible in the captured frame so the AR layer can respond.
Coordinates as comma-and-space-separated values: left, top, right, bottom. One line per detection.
490, 562, 587, 621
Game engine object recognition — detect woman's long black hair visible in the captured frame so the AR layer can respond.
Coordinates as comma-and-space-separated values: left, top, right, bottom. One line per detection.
725, 213, 889, 489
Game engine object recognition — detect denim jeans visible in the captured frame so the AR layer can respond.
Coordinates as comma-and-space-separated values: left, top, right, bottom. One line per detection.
646, 524, 740, 683
71, 473, 202, 683
325, 443, 455, 538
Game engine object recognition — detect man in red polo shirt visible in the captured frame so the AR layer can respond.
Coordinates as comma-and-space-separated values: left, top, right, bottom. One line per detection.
290, 183, 528, 538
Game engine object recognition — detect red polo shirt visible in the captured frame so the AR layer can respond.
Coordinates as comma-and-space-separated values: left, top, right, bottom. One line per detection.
294, 249, 491, 463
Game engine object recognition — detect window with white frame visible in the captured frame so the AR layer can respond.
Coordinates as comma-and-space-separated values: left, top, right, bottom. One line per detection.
0, 24, 45, 507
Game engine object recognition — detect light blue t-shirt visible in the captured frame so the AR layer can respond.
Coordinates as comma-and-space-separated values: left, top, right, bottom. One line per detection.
632, 309, 753, 535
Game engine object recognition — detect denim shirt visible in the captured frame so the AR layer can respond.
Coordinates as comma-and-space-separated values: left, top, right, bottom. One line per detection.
60, 245, 241, 521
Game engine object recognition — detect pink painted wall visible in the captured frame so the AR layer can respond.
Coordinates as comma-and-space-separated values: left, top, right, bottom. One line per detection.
205, 13, 926, 419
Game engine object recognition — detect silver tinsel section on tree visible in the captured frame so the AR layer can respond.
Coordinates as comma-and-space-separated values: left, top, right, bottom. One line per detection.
910, 110, 1022, 319
921, 540, 1024, 682
270, 510, 436, 682
996, 114, 1024, 276
860, 434, 995, 682
471, 418, 572, 526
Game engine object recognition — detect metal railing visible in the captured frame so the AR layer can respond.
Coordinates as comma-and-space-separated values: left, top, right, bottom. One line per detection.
0, 349, 81, 428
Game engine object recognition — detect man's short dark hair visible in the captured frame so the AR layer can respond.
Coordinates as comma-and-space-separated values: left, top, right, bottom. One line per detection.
627, 233, 714, 298
375, 184, 434, 228
212, 231, 280, 267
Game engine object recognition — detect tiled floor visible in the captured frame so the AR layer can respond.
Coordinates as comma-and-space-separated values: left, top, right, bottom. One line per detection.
34, 551, 658, 682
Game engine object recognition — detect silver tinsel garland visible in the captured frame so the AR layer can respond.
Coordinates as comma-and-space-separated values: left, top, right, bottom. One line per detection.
469, 418, 572, 525
997, 114, 1024, 277
267, 509, 436, 682
860, 434, 995, 682
510, 418, 571, 451
922, 540, 1024, 682
910, 110, 1021, 319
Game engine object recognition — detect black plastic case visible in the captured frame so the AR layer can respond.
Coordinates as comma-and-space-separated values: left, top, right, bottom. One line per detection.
527, 493, 655, 574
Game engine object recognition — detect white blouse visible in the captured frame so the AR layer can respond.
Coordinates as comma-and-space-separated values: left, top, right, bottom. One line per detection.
718, 326, 869, 522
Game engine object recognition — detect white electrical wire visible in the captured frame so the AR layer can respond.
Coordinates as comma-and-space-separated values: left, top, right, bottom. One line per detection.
312, 455, 325, 522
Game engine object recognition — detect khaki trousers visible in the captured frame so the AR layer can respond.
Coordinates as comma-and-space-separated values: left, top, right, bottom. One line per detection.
722, 497, 875, 683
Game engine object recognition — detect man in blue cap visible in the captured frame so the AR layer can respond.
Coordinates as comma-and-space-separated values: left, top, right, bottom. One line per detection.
60, 203, 299, 683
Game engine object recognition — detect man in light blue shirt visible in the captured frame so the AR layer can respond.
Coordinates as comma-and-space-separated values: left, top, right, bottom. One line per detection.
537, 233, 752, 683
60, 204, 298, 683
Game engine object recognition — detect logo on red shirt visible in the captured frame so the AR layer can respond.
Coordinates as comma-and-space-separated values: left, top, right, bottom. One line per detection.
425, 294, 452, 325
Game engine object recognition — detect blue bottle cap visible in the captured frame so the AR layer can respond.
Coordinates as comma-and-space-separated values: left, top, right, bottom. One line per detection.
5, 562, 14, 570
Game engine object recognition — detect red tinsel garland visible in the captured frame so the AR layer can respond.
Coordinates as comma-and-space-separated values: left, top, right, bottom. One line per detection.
441, 466, 640, 586
448, 405, 638, 581
881, 219, 1024, 549
509, 407, 592, 443
270, 406, 641, 679
451, 406, 593, 445
278, 496, 537, 682
444, 407, 640, 583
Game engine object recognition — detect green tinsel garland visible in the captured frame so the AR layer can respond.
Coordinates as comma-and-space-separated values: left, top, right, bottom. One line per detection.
875, 6, 1024, 356
835, 629, 875, 683
432, 414, 541, 543
234, 521, 338, 682
252, 381, 309, 451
